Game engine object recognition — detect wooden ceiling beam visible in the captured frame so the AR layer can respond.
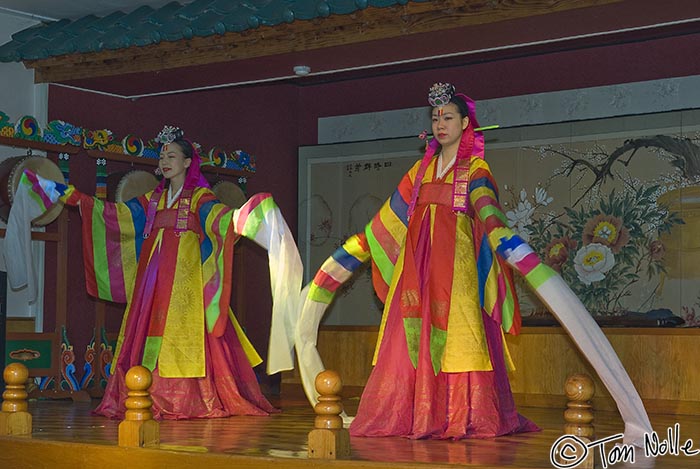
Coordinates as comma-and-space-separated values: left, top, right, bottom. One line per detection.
27, 0, 618, 83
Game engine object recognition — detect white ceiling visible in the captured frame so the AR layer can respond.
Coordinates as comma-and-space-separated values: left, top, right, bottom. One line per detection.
0, 1, 188, 21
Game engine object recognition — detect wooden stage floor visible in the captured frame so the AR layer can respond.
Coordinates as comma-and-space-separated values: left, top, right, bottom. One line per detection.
1, 391, 699, 468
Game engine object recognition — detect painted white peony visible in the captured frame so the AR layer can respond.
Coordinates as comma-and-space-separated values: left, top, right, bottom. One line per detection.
505, 189, 535, 241
573, 242, 615, 285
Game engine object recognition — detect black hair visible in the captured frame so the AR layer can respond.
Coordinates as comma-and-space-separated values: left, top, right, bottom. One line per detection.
171, 138, 194, 159
160, 127, 194, 160
449, 95, 470, 119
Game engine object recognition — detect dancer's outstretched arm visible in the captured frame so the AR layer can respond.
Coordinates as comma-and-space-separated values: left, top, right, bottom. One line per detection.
470, 157, 653, 447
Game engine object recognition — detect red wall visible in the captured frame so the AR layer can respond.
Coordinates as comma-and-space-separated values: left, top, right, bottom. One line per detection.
296, 31, 700, 144
45, 24, 700, 382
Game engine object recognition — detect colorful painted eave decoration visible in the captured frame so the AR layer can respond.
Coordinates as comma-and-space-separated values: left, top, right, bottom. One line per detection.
0, 111, 256, 172
0, 1, 430, 63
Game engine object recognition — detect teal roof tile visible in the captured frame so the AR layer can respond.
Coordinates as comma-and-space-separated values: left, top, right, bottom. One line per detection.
74, 33, 105, 54
15, 36, 52, 60
159, 16, 192, 41
256, 4, 296, 26
116, 6, 156, 29
101, 26, 133, 50
0, 41, 21, 62
177, 0, 215, 21
128, 23, 164, 46
330, 0, 365, 15
210, 0, 241, 15
370, 0, 406, 7
86, 11, 127, 34
44, 33, 79, 56
220, 6, 259, 32
46, 15, 98, 57
61, 15, 100, 36
317, 2, 331, 17
0, 0, 411, 63
191, 10, 226, 36
9, 23, 46, 43
292, 1, 329, 21
146, 2, 184, 26
33, 18, 73, 40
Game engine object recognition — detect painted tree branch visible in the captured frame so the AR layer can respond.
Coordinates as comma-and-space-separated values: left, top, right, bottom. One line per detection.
534, 135, 700, 207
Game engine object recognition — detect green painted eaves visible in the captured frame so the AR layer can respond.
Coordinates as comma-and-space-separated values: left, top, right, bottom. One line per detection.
0, 0, 423, 62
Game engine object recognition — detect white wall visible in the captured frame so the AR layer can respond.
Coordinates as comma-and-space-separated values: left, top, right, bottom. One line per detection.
0, 11, 48, 330
0, 13, 47, 144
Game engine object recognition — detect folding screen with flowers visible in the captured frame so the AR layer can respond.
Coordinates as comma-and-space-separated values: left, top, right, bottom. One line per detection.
488, 109, 700, 327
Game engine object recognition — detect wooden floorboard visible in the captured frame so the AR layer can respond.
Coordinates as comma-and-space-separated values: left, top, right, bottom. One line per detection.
1, 392, 698, 468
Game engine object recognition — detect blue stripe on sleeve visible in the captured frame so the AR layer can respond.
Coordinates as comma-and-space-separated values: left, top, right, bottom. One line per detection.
198, 200, 216, 261
476, 234, 492, 308
125, 198, 146, 259
495, 234, 525, 259
469, 176, 497, 196
389, 189, 409, 226
332, 245, 364, 272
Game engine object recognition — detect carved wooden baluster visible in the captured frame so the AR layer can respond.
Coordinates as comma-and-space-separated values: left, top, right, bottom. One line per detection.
0, 363, 32, 436
308, 370, 350, 459
118, 365, 159, 447
560, 373, 595, 469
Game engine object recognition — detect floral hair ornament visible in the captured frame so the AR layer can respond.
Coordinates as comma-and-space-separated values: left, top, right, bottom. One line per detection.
191, 141, 202, 154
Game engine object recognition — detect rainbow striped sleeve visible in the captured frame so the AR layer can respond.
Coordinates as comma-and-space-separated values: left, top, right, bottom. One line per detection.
495, 234, 556, 290
11, 171, 142, 304
77, 195, 145, 303
468, 158, 516, 333
308, 167, 413, 306
198, 194, 237, 337
17, 169, 79, 210
136, 189, 258, 367
364, 169, 412, 301
308, 233, 371, 304
234, 192, 277, 239
469, 158, 556, 334
19, 170, 62, 211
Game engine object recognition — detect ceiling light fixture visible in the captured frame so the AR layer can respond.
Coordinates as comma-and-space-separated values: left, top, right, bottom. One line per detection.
293, 65, 311, 76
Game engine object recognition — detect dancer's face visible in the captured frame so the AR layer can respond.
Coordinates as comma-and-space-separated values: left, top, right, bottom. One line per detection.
159, 142, 191, 184
431, 102, 469, 150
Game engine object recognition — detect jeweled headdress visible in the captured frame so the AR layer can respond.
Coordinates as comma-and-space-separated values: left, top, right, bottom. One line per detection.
427, 82, 455, 108
407, 83, 486, 218
155, 125, 183, 145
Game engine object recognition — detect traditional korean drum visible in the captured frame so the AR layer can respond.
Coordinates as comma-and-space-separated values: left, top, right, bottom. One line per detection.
212, 180, 246, 209
106, 170, 160, 203
0, 155, 65, 226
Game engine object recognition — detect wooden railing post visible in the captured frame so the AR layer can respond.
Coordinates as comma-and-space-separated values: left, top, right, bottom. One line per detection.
308, 370, 350, 459
118, 366, 159, 447
558, 373, 595, 469
0, 363, 32, 436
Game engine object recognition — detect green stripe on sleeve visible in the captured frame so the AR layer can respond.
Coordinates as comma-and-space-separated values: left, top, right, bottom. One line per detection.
91, 202, 112, 301
365, 230, 393, 286
478, 204, 508, 225
525, 263, 556, 289
309, 284, 335, 304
